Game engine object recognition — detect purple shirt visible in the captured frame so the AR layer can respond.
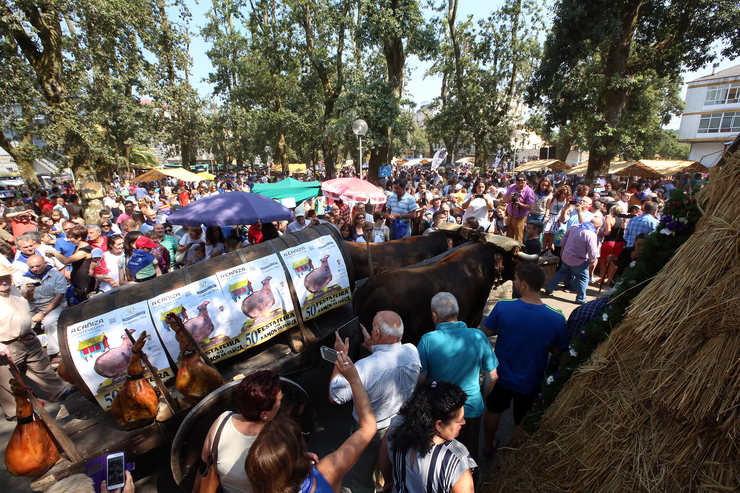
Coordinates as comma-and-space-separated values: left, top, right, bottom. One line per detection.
560, 222, 599, 266
505, 184, 534, 218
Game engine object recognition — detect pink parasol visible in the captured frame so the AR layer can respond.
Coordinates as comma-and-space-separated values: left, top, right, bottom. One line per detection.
321, 178, 387, 205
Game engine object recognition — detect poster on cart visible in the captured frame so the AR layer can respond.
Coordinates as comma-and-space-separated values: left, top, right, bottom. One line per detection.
211, 254, 298, 360
147, 275, 235, 363
280, 236, 351, 321
65, 302, 174, 411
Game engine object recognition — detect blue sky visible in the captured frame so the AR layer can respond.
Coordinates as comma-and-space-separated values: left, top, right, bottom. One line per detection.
184, 0, 737, 129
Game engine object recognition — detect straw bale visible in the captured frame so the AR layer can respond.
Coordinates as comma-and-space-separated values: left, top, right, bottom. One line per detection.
489, 151, 740, 492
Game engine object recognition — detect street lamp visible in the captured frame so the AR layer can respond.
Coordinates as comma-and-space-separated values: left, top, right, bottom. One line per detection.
513, 138, 519, 172
352, 119, 368, 177
264, 145, 271, 179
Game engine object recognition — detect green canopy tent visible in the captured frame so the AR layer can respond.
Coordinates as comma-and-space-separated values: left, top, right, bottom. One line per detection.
251, 177, 321, 206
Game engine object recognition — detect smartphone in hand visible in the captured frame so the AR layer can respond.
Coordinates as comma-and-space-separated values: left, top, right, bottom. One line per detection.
320, 346, 339, 364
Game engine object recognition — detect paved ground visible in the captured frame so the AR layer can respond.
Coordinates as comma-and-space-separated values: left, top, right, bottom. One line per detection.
0, 281, 603, 492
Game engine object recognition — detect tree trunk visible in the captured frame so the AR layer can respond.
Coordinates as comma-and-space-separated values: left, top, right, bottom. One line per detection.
556, 134, 573, 162
585, 0, 643, 184
323, 141, 337, 179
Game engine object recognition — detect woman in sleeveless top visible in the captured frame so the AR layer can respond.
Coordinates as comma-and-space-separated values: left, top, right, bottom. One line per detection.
543, 185, 570, 252
379, 381, 474, 493
598, 204, 625, 285
200, 370, 283, 493
247, 352, 376, 493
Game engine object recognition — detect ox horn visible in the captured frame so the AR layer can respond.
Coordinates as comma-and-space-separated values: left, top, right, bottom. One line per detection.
514, 251, 539, 262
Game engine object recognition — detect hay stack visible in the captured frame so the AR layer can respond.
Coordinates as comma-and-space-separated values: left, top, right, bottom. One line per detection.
490, 153, 740, 492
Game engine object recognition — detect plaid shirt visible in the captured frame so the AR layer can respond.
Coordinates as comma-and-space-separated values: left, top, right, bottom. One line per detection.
623, 213, 659, 247
567, 296, 610, 339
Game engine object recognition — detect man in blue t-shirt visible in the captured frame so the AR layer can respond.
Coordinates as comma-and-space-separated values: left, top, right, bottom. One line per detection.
482, 263, 568, 458
418, 292, 499, 463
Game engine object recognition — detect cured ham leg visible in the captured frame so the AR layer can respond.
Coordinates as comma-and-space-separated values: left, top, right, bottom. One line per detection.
5, 379, 60, 477
110, 332, 159, 430
166, 313, 223, 404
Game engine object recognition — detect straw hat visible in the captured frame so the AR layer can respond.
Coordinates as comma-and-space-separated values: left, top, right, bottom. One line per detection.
0, 264, 18, 278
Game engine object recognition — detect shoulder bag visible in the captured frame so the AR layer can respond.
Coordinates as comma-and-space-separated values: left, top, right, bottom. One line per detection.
193, 412, 234, 493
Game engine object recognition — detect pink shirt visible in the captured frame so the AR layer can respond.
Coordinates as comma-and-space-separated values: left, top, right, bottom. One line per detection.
560, 222, 599, 266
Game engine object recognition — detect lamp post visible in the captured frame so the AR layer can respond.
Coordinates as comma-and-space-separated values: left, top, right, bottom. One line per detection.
513, 137, 519, 173
352, 119, 368, 178
264, 145, 271, 179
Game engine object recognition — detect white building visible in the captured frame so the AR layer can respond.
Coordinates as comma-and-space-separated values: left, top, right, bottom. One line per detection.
678, 63, 740, 166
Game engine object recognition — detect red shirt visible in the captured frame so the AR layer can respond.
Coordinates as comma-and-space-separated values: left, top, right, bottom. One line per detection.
88, 236, 108, 252
248, 225, 263, 244
10, 219, 37, 238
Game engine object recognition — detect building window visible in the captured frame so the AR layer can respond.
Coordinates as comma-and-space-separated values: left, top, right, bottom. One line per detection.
697, 112, 740, 134
704, 84, 740, 106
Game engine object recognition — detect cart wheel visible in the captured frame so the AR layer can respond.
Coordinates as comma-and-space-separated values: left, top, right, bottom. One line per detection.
170, 377, 313, 491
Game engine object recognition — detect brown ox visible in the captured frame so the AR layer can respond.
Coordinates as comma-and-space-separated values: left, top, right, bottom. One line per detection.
346, 230, 450, 279
353, 232, 537, 345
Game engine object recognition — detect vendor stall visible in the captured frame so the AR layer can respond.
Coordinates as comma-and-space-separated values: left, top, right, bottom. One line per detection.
251, 177, 321, 205
514, 159, 571, 172
131, 168, 205, 183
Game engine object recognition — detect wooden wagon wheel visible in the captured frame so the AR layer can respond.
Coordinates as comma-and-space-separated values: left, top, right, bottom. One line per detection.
170, 377, 313, 491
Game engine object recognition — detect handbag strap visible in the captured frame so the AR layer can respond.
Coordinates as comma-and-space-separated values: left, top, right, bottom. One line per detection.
210, 412, 234, 465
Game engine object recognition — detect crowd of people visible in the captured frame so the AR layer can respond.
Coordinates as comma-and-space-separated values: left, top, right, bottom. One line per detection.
0, 163, 705, 493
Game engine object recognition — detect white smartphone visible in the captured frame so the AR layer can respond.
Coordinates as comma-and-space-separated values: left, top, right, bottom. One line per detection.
320, 346, 339, 364
106, 452, 126, 490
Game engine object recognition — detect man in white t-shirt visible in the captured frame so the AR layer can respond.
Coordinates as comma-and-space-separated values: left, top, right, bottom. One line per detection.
103, 189, 118, 210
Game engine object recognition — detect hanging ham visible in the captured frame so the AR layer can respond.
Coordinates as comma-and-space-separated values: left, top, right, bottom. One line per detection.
110, 332, 159, 430
5, 378, 60, 477
166, 313, 223, 404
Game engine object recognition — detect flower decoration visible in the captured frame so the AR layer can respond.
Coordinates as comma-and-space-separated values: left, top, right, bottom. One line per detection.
569, 348, 578, 357
603, 313, 609, 321
546, 376, 554, 385
630, 260, 637, 268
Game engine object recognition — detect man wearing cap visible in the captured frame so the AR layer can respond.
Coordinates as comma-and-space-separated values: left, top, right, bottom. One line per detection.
544, 215, 603, 304
286, 206, 310, 234
17, 255, 67, 363
0, 265, 69, 421
501, 174, 534, 242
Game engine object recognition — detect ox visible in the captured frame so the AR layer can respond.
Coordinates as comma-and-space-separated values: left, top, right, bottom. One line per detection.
353, 232, 537, 345
346, 230, 450, 279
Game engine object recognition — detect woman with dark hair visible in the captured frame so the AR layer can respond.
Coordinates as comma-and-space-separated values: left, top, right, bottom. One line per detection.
246, 352, 375, 493
340, 222, 355, 242
530, 178, 553, 223
200, 370, 283, 493
261, 222, 280, 242
45, 225, 95, 301
378, 381, 473, 493
118, 231, 142, 286
205, 226, 225, 259
351, 212, 366, 238
461, 180, 493, 230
